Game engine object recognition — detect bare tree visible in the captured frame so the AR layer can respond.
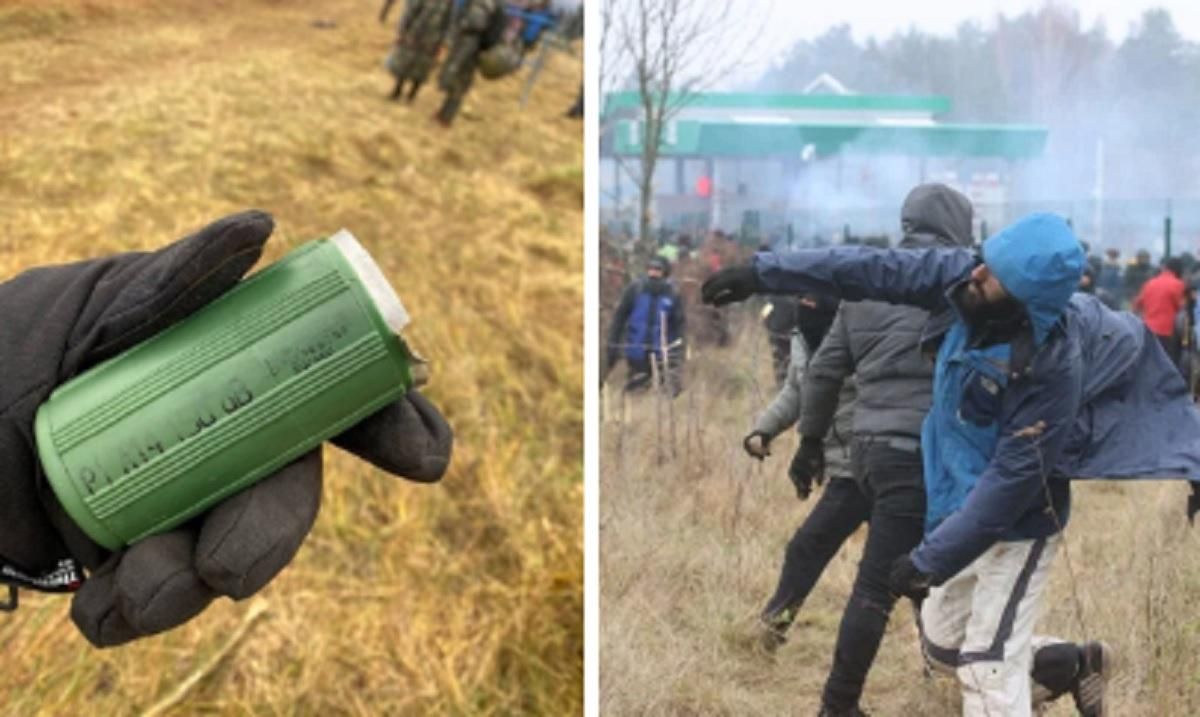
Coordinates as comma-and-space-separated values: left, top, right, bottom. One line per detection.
602, 0, 766, 247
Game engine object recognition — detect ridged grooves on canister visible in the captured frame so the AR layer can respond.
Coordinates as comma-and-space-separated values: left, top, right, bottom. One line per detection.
83, 333, 388, 519
52, 271, 348, 452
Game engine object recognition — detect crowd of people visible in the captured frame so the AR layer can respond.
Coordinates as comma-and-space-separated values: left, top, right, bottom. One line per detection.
381, 0, 582, 126
603, 187, 1200, 716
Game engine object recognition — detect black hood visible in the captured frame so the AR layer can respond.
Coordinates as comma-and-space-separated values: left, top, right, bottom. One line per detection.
898, 183, 974, 250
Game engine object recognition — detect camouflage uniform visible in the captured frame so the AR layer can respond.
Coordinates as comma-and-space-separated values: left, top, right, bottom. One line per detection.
435, 0, 499, 126
387, 0, 456, 102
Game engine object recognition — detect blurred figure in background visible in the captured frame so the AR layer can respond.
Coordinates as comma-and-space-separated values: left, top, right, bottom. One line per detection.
694, 232, 733, 347
763, 295, 800, 387
1097, 248, 1123, 305
383, 0, 455, 103
603, 256, 686, 396
435, 0, 502, 126
1124, 249, 1155, 302
762, 294, 839, 388
1173, 280, 1200, 389
1134, 256, 1186, 367
741, 292, 853, 651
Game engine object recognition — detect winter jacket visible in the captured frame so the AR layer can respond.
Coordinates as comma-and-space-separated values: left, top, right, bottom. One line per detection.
754, 213, 1200, 582
799, 184, 972, 444
753, 332, 854, 480
608, 277, 686, 364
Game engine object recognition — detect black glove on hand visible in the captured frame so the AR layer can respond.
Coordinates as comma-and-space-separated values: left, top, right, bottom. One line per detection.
889, 553, 934, 601
700, 265, 763, 307
0, 210, 454, 647
787, 436, 825, 500
742, 431, 771, 461
1189, 482, 1200, 525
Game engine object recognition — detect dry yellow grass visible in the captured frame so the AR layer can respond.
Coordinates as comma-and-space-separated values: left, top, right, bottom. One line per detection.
600, 315, 1200, 716
0, 1, 582, 714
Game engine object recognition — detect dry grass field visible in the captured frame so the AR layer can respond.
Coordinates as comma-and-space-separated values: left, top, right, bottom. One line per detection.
600, 314, 1200, 716
0, 1, 582, 714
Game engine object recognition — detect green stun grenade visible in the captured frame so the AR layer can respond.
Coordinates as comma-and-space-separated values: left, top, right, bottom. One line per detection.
34, 231, 427, 551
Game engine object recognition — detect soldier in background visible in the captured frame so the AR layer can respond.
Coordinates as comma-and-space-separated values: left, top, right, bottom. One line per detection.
383, 0, 456, 103
1124, 249, 1155, 302
435, 0, 502, 127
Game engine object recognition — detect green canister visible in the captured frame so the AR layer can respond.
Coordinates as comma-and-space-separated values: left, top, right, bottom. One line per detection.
35, 231, 425, 550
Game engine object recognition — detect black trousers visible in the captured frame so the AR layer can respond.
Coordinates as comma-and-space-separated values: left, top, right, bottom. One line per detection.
762, 442, 925, 711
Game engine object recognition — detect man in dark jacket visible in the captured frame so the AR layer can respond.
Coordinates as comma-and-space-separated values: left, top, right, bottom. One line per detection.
703, 213, 1200, 715
604, 256, 686, 395
791, 183, 972, 716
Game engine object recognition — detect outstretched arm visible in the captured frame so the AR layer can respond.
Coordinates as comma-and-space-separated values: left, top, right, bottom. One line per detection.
756, 246, 976, 311
703, 246, 976, 312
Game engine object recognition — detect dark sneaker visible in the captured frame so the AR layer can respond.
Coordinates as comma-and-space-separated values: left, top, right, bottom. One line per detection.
1072, 641, 1114, 717
725, 615, 787, 659
756, 618, 787, 655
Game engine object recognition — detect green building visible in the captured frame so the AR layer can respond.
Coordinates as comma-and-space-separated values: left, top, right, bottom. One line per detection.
600, 86, 1048, 243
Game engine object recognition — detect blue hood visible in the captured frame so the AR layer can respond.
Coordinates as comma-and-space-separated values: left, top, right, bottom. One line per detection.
982, 213, 1084, 345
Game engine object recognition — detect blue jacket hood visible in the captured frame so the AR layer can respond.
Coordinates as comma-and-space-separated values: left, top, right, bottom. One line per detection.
982, 213, 1084, 345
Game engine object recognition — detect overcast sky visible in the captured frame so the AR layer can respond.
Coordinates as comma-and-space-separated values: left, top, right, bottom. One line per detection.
731, 0, 1200, 85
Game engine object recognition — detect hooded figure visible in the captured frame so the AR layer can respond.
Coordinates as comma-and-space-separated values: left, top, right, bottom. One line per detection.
604, 256, 686, 395
706, 212, 1200, 716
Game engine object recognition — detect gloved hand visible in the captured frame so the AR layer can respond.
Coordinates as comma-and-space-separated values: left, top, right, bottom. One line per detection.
0, 210, 453, 647
788, 436, 825, 500
889, 553, 934, 601
700, 265, 763, 307
742, 431, 771, 460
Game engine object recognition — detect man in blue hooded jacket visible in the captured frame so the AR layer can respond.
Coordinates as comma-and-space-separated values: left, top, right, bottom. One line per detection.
702, 213, 1200, 716
604, 255, 686, 395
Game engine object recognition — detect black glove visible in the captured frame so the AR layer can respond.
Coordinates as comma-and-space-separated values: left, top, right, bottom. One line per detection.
1189, 482, 1200, 525
742, 431, 771, 461
700, 265, 763, 307
0, 210, 454, 647
787, 436, 825, 500
889, 553, 934, 601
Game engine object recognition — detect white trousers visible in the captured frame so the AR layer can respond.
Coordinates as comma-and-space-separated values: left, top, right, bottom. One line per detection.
919, 536, 1067, 717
